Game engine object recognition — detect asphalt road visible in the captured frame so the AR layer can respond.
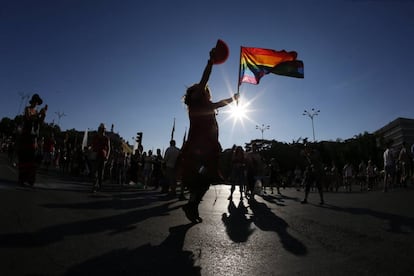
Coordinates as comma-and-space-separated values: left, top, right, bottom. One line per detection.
0, 153, 413, 275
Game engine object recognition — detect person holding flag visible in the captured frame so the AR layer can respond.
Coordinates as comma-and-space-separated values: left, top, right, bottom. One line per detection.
180, 43, 239, 223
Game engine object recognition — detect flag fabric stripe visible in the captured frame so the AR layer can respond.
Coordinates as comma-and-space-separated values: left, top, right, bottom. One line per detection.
239, 47, 304, 85
271, 60, 304, 78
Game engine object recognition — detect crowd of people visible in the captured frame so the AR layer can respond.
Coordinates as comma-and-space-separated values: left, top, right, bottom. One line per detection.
225, 140, 413, 203
1, 44, 413, 224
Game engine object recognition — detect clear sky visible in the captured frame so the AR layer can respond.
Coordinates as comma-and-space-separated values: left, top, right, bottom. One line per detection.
1, 0, 413, 152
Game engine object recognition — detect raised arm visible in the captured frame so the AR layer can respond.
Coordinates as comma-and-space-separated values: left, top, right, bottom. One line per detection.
212, 93, 239, 109
199, 49, 215, 88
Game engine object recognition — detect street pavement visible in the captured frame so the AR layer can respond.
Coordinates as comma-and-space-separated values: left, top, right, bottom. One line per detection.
0, 153, 413, 276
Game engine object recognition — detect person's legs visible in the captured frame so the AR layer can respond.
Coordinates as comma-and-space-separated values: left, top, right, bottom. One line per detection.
316, 180, 324, 204
183, 174, 210, 223
383, 170, 389, 192
91, 159, 103, 192
301, 181, 310, 203
228, 183, 235, 199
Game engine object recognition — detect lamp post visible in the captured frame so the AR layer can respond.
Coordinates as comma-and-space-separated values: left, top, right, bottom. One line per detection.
303, 108, 320, 142
256, 124, 270, 140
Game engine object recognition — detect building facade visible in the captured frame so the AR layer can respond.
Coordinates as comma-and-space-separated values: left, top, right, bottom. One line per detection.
375, 117, 414, 149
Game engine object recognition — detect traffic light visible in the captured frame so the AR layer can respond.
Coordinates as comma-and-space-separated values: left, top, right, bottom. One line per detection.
136, 132, 143, 145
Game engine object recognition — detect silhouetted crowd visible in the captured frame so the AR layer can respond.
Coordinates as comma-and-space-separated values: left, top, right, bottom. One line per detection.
1, 132, 413, 198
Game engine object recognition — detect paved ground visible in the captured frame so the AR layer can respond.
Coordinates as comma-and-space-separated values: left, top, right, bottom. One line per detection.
1, 153, 413, 275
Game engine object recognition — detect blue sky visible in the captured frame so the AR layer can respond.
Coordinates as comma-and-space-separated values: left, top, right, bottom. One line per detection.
1, 0, 413, 152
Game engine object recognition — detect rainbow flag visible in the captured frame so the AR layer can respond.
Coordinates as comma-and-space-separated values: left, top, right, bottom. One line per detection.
239, 47, 304, 85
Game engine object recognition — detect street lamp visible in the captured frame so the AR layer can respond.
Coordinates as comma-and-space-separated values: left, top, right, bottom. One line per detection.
256, 124, 270, 140
303, 108, 320, 142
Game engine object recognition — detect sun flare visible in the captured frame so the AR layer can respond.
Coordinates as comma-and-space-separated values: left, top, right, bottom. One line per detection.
226, 97, 253, 125
230, 103, 247, 121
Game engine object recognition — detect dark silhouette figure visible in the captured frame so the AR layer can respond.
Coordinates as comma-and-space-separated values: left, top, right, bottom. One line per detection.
179, 46, 238, 223
228, 145, 246, 200
90, 123, 111, 192
248, 199, 307, 256
301, 144, 324, 205
65, 223, 200, 276
17, 93, 47, 186
222, 199, 254, 242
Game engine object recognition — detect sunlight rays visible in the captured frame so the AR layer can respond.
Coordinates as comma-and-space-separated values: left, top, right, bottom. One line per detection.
222, 93, 260, 135
217, 70, 267, 141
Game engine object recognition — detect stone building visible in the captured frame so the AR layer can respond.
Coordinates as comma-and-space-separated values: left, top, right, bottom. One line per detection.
375, 117, 414, 149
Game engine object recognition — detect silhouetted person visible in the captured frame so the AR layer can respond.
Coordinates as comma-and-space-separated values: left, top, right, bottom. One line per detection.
398, 142, 410, 188
91, 123, 111, 192
301, 144, 324, 205
180, 46, 239, 223
366, 159, 376, 191
228, 145, 246, 200
269, 158, 281, 194
143, 150, 153, 189
164, 140, 180, 195
42, 133, 55, 173
245, 143, 262, 199
152, 148, 164, 190
343, 161, 354, 192
17, 93, 47, 186
383, 140, 395, 192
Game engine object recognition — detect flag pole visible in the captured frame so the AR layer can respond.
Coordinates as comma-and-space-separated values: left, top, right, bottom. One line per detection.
236, 46, 242, 106
170, 117, 175, 141
181, 126, 187, 148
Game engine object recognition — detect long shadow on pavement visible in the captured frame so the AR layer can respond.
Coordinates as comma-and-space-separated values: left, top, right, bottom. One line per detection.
40, 190, 172, 210
260, 193, 301, 206
221, 199, 255, 243
318, 204, 414, 234
248, 198, 308, 256
64, 223, 201, 276
0, 200, 183, 247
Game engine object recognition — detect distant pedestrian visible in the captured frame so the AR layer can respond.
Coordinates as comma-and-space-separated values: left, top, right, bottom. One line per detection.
383, 140, 395, 192
143, 150, 153, 189
151, 148, 164, 190
91, 123, 111, 192
398, 142, 410, 187
357, 160, 367, 191
129, 148, 141, 185
228, 145, 246, 200
245, 143, 263, 200
301, 144, 324, 205
293, 165, 302, 191
330, 162, 341, 192
17, 94, 47, 186
42, 133, 55, 173
366, 160, 376, 191
343, 162, 354, 192
164, 140, 180, 196
268, 158, 281, 194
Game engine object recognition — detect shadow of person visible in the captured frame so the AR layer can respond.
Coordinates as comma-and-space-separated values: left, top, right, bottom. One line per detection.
0, 201, 183, 248
41, 189, 176, 210
222, 199, 255, 242
318, 204, 414, 234
248, 198, 308, 256
65, 223, 201, 275
261, 194, 286, 206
